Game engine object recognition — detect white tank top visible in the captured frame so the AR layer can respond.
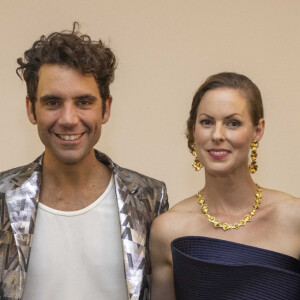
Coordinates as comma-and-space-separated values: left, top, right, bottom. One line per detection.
23, 176, 128, 300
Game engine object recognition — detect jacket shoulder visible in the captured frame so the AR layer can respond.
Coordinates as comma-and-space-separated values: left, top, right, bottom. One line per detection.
0, 165, 25, 191
114, 164, 169, 215
0, 164, 27, 178
114, 164, 166, 190
0, 158, 40, 192
96, 149, 166, 188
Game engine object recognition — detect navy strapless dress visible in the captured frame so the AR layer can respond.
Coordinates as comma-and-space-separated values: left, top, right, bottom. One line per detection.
171, 236, 300, 300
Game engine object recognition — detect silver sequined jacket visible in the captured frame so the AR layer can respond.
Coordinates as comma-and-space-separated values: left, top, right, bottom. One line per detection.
0, 150, 168, 300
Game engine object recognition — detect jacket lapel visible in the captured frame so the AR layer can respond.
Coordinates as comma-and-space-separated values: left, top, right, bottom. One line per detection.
95, 150, 148, 299
114, 168, 151, 300
2, 158, 41, 299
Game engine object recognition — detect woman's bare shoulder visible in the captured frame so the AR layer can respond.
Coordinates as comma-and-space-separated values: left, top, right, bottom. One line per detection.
170, 195, 199, 212
263, 187, 299, 205
151, 195, 198, 243
264, 187, 300, 224
263, 187, 295, 201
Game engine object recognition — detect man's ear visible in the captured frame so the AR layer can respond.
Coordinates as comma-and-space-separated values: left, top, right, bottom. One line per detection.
102, 96, 112, 124
26, 96, 37, 125
254, 118, 265, 142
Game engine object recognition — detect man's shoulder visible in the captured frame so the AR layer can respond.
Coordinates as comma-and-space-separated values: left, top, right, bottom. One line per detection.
95, 150, 169, 215
0, 165, 24, 179
96, 150, 166, 190
0, 165, 25, 189
114, 164, 169, 215
0, 157, 41, 191
114, 164, 166, 190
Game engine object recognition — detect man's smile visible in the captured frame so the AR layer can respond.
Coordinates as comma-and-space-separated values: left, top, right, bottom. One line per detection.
56, 133, 84, 141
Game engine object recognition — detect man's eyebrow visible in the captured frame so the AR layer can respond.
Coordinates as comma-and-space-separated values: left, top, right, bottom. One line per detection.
75, 94, 97, 101
39, 94, 62, 102
39, 94, 98, 102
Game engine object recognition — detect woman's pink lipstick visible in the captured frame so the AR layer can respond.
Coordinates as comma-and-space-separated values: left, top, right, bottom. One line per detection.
208, 149, 230, 159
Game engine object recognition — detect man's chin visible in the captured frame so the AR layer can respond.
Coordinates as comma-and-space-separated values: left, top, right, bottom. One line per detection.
45, 149, 94, 166
57, 153, 88, 165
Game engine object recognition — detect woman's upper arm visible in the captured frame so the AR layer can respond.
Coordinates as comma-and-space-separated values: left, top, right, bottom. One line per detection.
150, 215, 176, 300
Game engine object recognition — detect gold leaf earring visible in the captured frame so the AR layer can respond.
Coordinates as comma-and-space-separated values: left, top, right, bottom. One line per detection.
192, 142, 203, 171
249, 141, 259, 174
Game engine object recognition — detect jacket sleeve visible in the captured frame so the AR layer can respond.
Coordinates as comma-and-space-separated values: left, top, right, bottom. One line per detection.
157, 182, 169, 216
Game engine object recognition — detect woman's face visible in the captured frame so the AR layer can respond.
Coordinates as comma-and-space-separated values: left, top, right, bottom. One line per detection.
193, 87, 264, 175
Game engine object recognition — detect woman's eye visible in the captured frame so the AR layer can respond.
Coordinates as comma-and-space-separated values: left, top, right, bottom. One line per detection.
228, 120, 241, 127
200, 119, 212, 126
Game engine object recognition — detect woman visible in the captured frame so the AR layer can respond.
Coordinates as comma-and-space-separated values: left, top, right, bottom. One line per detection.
150, 72, 300, 300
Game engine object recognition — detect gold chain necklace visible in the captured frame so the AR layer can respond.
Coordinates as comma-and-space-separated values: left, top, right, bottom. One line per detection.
196, 184, 262, 231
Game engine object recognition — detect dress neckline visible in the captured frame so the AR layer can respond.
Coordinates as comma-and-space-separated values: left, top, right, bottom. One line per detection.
172, 235, 300, 262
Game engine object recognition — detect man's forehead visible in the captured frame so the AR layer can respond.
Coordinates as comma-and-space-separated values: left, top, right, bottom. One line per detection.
38, 64, 93, 79
36, 64, 100, 98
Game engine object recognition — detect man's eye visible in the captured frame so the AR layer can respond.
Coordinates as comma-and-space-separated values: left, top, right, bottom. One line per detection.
78, 100, 91, 106
47, 100, 59, 106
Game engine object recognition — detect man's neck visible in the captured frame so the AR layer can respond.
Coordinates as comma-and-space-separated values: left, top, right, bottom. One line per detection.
42, 149, 104, 186
39, 149, 112, 211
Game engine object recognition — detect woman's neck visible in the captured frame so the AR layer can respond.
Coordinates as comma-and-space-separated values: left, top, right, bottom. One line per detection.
201, 169, 259, 214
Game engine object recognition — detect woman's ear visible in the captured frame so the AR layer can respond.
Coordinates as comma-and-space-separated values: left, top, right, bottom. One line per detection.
254, 118, 265, 142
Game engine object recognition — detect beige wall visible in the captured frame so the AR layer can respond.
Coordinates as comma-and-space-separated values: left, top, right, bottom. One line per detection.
0, 0, 299, 206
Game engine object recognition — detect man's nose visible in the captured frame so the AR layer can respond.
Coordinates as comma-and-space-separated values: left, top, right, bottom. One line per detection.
58, 103, 79, 127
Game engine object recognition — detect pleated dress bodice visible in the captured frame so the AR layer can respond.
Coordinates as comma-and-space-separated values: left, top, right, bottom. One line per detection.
171, 236, 300, 300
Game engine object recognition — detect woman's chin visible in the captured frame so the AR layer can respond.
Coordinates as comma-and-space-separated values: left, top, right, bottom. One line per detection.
205, 165, 237, 177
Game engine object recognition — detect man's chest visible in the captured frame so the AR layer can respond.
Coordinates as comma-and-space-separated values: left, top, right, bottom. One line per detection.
22, 180, 129, 300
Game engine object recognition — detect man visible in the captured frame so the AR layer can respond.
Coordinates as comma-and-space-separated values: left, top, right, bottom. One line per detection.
0, 23, 168, 300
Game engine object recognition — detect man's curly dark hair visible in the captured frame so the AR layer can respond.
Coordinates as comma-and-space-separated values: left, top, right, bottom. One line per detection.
16, 22, 117, 117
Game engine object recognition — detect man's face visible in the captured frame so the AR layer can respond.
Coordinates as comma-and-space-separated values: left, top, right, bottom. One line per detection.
26, 64, 112, 165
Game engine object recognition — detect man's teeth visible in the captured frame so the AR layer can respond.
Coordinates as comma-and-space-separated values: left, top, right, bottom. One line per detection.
58, 134, 82, 141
